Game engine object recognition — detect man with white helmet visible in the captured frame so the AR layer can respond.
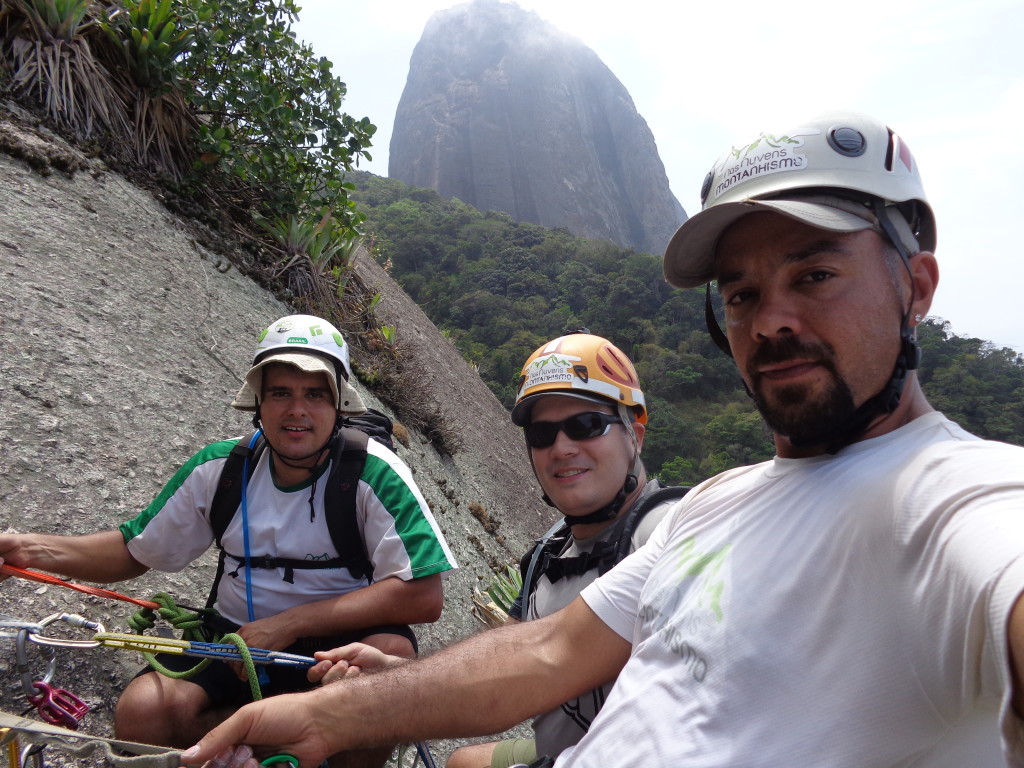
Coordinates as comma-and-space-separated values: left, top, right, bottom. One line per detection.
183, 113, 1024, 768
0, 314, 457, 765
447, 332, 687, 768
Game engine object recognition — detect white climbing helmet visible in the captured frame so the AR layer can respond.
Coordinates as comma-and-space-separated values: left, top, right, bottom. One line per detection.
664, 111, 936, 289
231, 314, 366, 414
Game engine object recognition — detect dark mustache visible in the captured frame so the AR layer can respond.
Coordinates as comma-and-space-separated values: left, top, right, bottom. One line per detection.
747, 336, 836, 371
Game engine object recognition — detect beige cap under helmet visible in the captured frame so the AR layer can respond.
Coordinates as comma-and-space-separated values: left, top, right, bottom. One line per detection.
231, 314, 366, 414
663, 111, 936, 289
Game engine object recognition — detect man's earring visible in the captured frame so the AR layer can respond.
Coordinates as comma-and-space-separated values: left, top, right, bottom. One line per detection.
914, 314, 922, 323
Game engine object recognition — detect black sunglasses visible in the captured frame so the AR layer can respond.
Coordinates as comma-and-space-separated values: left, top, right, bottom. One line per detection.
524, 412, 623, 449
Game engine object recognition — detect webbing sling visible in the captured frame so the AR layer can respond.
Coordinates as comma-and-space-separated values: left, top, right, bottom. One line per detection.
520, 482, 691, 603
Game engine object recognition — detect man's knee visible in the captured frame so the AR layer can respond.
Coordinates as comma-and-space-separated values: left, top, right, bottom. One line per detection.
114, 673, 211, 744
447, 740, 499, 768
360, 631, 417, 659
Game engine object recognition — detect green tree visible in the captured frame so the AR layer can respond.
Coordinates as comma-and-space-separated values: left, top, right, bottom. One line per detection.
178, 0, 374, 224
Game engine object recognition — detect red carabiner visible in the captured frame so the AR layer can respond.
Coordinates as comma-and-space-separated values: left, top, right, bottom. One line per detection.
27, 681, 90, 730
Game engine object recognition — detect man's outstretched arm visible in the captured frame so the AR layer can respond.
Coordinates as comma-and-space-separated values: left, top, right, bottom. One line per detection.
181, 596, 632, 766
0, 529, 148, 583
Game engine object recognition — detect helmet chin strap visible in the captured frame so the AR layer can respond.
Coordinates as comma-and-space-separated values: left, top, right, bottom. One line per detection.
552, 473, 638, 527
704, 204, 922, 455
552, 402, 644, 527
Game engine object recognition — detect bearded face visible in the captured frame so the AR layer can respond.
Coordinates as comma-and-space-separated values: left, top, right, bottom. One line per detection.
745, 336, 857, 448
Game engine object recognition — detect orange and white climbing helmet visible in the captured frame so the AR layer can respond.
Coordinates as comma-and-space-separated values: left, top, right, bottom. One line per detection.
664, 111, 936, 289
511, 332, 647, 426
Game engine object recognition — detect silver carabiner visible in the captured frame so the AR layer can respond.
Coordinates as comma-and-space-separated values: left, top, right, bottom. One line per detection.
27, 613, 104, 649
0, 614, 43, 640
15, 627, 55, 699
22, 741, 46, 768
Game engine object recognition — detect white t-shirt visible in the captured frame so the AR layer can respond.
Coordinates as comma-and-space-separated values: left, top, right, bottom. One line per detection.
562, 412, 1024, 767
122, 435, 457, 625
526, 481, 678, 757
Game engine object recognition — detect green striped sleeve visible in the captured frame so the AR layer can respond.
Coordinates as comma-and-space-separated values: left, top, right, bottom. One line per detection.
119, 438, 239, 542
361, 452, 453, 576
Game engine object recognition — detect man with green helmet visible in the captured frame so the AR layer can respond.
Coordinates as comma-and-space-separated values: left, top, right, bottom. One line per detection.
183, 113, 1024, 767
0, 314, 457, 767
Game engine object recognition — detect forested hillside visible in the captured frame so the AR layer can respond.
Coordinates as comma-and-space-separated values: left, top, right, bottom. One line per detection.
352, 172, 1024, 483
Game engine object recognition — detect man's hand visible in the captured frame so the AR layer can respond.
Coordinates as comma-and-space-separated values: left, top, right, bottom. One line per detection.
307, 643, 400, 685
235, 615, 296, 654
180, 692, 336, 767
0, 530, 146, 583
0, 534, 31, 576
187, 745, 259, 768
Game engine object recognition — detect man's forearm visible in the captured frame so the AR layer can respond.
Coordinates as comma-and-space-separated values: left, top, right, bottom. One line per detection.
185, 598, 632, 764
1, 530, 147, 583
273, 574, 443, 639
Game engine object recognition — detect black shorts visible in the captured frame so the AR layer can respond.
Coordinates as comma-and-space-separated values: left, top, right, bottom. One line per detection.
132, 623, 417, 708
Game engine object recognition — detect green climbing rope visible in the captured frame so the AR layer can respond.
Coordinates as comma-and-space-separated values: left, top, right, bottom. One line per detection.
129, 593, 263, 701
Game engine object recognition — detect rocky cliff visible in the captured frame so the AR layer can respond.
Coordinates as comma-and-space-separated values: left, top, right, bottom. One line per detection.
388, 0, 686, 256
0, 102, 542, 761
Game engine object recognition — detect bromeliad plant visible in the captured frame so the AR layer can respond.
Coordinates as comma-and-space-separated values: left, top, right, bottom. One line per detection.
255, 206, 364, 307
1, 0, 128, 138
100, 0, 193, 92
471, 564, 522, 628
99, 0, 198, 175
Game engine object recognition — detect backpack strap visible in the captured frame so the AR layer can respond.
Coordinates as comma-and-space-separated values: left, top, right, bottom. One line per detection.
511, 520, 570, 620
322, 427, 373, 583
520, 482, 693, 609
601, 483, 691, 575
205, 427, 374, 611
205, 431, 265, 610
209, 432, 266, 547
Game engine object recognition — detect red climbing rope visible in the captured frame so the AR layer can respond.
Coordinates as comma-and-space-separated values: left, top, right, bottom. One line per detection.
0, 564, 160, 610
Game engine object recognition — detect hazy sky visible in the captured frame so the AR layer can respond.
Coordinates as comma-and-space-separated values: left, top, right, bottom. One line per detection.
292, 0, 1024, 352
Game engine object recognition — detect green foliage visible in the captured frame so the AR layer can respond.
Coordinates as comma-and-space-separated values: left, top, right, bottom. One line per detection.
4, 0, 372, 226
350, 171, 1024, 477
100, 0, 195, 92
253, 206, 362, 309
256, 207, 359, 278
916, 319, 1024, 443
486, 564, 523, 614
175, 0, 374, 223
379, 324, 397, 347
655, 455, 700, 486
11, 0, 92, 41
2, 0, 128, 138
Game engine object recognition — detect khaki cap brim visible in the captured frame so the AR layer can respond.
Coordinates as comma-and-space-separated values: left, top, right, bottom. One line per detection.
231, 352, 367, 414
663, 195, 880, 289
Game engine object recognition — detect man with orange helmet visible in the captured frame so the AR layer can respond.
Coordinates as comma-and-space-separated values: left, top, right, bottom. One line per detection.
184, 112, 1024, 767
447, 332, 688, 768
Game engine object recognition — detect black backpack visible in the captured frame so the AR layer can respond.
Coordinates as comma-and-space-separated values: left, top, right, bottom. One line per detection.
204, 410, 395, 610
515, 482, 691, 617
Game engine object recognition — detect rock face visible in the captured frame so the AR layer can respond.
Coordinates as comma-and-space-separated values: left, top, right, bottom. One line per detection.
389, 0, 686, 256
0, 102, 541, 761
